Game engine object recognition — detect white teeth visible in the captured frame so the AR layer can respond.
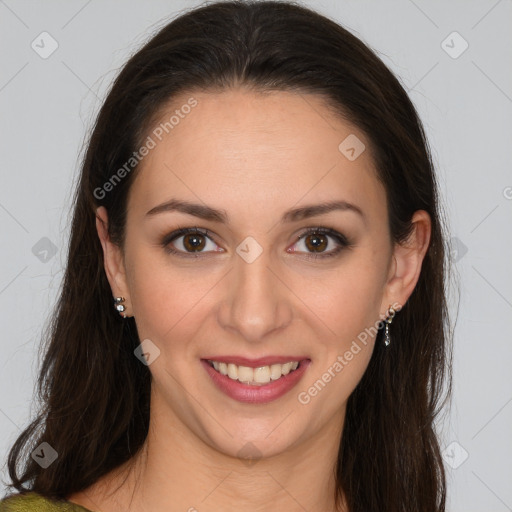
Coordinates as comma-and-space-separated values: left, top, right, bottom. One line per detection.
209, 360, 301, 385
270, 364, 282, 381
281, 362, 292, 375
253, 366, 269, 383
237, 365, 254, 383
227, 363, 238, 380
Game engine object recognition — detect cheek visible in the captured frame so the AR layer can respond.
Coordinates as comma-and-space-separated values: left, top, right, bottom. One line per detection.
305, 256, 386, 341
299, 267, 381, 411
125, 246, 219, 345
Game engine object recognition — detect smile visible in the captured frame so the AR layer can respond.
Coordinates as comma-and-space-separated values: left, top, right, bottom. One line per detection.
207, 360, 300, 386
201, 357, 311, 404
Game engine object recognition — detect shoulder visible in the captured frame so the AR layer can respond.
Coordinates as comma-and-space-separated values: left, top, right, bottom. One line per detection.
0, 492, 93, 512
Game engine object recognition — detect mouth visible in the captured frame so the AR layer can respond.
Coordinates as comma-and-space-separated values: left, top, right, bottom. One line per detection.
201, 356, 311, 404
206, 359, 301, 386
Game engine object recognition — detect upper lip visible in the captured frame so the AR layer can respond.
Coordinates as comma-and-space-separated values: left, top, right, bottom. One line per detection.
202, 356, 310, 367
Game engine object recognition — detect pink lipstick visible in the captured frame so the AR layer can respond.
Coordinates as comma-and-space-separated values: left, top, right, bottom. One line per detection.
201, 356, 311, 404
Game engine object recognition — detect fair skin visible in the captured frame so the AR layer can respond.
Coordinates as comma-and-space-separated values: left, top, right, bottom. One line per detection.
68, 88, 430, 512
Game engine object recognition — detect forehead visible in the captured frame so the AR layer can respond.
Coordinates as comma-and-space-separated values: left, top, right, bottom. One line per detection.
128, 88, 385, 223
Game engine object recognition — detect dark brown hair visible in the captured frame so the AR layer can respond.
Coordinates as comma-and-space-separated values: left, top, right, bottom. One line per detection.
3, 1, 452, 511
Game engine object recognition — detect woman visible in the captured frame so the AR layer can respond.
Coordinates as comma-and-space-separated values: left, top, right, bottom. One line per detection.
1, 1, 452, 511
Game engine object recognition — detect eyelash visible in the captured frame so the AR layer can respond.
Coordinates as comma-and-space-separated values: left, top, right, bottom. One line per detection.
161, 226, 352, 260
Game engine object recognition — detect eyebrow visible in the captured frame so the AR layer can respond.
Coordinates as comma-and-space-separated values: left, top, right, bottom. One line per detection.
146, 198, 365, 224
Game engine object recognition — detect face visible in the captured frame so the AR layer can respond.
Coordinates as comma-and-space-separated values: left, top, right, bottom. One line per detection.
97, 88, 428, 461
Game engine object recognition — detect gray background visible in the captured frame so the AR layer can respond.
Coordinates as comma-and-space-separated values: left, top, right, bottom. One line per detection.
1, 0, 511, 510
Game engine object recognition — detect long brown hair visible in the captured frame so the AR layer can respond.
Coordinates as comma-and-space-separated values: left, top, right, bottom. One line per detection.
4, 2, 452, 510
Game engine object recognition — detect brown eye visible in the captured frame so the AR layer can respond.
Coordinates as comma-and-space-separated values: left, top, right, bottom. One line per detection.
162, 226, 350, 260
163, 227, 221, 257
182, 233, 207, 252
290, 227, 350, 259
304, 233, 328, 253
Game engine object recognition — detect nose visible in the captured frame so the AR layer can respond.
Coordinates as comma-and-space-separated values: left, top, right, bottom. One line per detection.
216, 246, 294, 344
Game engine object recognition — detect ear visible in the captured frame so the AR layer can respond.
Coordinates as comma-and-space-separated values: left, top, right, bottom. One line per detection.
381, 210, 431, 314
96, 206, 132, 317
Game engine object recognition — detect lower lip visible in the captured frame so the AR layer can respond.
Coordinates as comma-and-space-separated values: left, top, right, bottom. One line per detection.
201, 359, 311, 404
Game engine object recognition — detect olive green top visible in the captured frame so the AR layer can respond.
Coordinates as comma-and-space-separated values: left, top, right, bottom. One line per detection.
0, 492, 94, 512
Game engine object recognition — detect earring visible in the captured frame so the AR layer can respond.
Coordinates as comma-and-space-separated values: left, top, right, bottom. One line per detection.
114, 297, 127, 318
383, 305, 396, 347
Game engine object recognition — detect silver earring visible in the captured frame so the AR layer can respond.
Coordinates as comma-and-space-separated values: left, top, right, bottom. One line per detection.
114, 297, 126, 317
383, 305, 396, 347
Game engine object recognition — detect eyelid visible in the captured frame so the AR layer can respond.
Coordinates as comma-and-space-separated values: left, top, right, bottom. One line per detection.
161, 226, 221, 257
292, 226, 349, 246
161, 226, 351, 258
288, 227, 351, 259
